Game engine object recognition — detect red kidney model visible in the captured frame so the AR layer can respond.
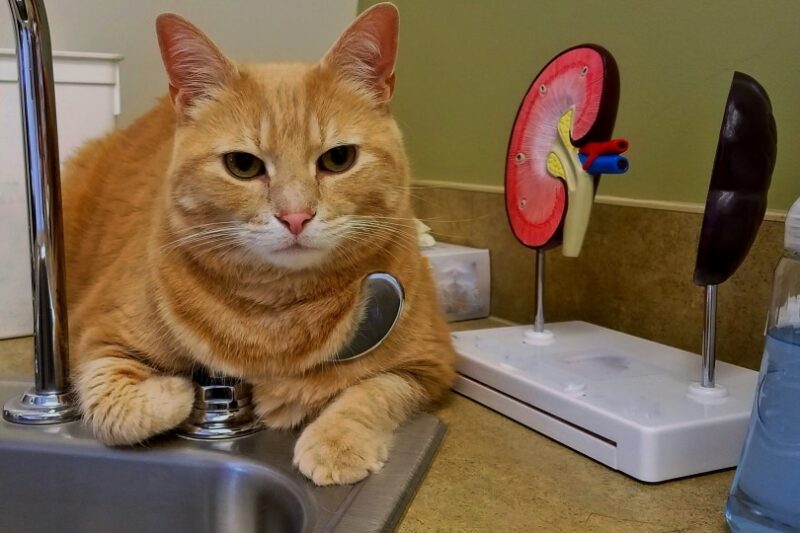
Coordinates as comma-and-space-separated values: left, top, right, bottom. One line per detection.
505, 45, 628, 257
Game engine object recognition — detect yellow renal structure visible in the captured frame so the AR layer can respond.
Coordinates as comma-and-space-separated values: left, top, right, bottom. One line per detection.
545, 108, 595, 257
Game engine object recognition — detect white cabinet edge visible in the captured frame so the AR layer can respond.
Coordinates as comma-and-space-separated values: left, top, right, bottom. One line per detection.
0, 49, 123, 116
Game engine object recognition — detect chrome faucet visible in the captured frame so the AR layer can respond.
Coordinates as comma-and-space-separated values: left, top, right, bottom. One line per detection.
3, 0, 77, 424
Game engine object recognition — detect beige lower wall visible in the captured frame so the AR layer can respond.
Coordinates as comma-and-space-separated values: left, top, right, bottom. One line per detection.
413, 186, 783, 371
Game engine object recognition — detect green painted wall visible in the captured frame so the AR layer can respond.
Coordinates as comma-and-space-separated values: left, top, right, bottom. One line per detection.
360, 0, 800, 210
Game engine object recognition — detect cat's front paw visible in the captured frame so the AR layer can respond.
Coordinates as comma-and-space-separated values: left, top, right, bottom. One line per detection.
293, 418, 391, 486
76, 357, 195, 446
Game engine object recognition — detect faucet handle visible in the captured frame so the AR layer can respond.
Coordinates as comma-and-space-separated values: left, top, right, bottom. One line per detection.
178, 367, 259, 440
333, 272, 404, 362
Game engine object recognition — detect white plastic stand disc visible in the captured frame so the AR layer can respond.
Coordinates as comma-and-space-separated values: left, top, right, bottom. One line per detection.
523, 328, 555, 346
687, 382, 730, 404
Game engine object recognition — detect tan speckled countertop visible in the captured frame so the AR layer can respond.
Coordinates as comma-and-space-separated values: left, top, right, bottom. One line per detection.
0, 320, 732, 532
392, 319, 732, 533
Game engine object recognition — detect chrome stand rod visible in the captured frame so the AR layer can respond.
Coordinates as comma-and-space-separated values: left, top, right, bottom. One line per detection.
533, 249, 545, 333
701, 284, 717, 388
3, 0, 77, 424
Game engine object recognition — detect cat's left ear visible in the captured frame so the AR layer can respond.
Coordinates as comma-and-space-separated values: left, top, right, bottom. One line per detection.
156, 14, 236, 113
323, 3, 399, 104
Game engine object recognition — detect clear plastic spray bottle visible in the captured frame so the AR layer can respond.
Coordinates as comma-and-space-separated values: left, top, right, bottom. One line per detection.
725, 197, 800, 531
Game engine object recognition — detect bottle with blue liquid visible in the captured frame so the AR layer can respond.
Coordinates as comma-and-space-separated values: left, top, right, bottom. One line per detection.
726, 199, 800, 531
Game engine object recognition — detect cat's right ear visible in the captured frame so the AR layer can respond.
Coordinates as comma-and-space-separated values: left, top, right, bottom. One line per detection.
156, 14, 236, 113
322, 3, 399, 105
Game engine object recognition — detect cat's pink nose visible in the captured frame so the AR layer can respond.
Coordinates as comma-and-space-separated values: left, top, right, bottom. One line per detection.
276, 211, 315, 235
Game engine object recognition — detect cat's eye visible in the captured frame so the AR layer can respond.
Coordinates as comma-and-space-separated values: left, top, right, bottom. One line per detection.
317, 145, 357, 174
224, 152, 266, 180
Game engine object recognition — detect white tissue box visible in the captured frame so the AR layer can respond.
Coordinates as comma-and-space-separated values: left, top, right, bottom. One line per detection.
421, 242, 490, 322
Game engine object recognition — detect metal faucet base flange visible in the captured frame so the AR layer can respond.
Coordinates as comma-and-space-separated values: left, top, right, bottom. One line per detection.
3, 386, 80, 424
178, 420, 261, 440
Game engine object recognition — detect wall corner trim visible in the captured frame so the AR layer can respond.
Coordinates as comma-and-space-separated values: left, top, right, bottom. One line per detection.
412, 179, 786, 223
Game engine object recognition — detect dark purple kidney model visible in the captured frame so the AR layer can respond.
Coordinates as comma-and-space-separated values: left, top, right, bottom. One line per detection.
694, 72, 777, 286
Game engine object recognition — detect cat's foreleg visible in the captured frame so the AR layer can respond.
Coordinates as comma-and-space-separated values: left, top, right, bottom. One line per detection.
252, 381, 316, 430
74, 352, 194, 445
293, 372, 424, 486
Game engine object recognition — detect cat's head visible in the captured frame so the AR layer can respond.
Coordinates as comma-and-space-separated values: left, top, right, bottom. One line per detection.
156, 4, 410, 271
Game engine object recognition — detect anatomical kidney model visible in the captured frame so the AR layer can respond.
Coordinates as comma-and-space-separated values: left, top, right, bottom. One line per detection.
504, 45, 629, 343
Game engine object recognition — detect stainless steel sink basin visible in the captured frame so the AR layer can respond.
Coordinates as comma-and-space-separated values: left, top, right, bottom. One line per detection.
0, 380, 444, 533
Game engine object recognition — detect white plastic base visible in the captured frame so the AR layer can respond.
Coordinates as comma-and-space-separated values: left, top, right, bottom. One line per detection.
452, 321, 759, 482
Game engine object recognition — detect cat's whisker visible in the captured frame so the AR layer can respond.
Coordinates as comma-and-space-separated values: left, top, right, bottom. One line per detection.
328, 219, 413, 247
343, 223, 417, 241
342, 220, 416, 234
342, 224, 410, 236
161, 231, 232, 250
342, 219, 415, 232
341, 224, 405, 238
160, 228, 244, 253
345, 221, 412, 230
204, 242, 242, 257
347, 215, 417, 222
343, 225, 412, 240
345, 216, 412, 224
338, 231, 416, 262
179, 221, 243, 230
202, 234, 242, 248
162, 237, 239, 257
347, 240, 417, 262
194, 234, 245, 253
331, 246, 368, 272
164, 221, 243, 242
336, 231, 388, 250
337, 235, 404, 265
347, 218, 474, 241
351, 213, 492, 225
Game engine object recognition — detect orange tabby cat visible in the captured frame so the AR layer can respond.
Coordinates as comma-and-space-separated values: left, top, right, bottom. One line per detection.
61, 3, 455, 485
